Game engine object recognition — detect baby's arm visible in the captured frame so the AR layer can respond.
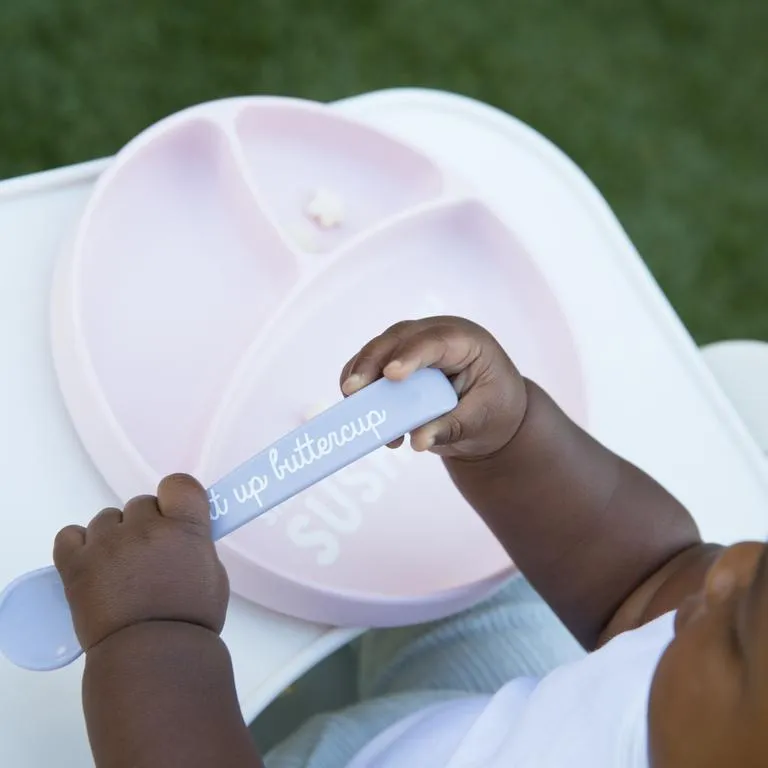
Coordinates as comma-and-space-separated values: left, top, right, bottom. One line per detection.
342, 317, 716, 650
82, 623, 262, 768
54, 476, 263, 768
445, 381, 716, 649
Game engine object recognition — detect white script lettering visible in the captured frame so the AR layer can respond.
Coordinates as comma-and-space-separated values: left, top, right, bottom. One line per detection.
269, 409, 386, 481
232, 473, 269, 509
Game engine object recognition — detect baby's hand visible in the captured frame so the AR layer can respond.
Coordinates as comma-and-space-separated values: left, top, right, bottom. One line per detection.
341, 316, 526, 459
53, 474, 228, 653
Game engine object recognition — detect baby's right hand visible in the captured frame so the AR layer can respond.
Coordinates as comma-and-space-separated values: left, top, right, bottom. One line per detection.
340, 316, 527, 459
53, 474, 229, 654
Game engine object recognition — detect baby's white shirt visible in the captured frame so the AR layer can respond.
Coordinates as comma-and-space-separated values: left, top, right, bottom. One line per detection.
347, 612, 675, 768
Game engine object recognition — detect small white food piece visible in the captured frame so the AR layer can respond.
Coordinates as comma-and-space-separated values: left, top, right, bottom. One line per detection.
305, 188, 345, 229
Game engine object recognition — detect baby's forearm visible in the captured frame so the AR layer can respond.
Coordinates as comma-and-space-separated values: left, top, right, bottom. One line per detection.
444, 380, 702, 650
82, 622, 263, 768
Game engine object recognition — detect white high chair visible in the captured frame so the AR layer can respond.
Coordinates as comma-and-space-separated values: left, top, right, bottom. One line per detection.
701, 341, 768, 454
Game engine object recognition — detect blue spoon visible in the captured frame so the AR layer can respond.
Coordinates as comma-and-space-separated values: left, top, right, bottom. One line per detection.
0, 369, 457, 672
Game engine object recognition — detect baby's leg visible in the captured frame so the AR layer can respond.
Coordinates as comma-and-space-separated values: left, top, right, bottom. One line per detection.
358, 574, 584, 698
264, 691, 465, 768
265, 576, 583, 767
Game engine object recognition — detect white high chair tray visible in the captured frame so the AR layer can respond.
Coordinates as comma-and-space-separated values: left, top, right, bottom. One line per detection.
1, 87, 766, 768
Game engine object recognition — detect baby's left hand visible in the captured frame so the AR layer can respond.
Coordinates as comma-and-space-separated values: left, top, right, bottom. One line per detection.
53, 474, 229, 653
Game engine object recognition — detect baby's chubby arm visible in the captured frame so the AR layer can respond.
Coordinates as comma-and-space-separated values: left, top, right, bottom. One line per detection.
54, 475, 263, 768
341, 316, 712, 650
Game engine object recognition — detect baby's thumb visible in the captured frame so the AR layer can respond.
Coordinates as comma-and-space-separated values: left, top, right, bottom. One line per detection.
410, 412, 464, 452
157, 474, 211, 531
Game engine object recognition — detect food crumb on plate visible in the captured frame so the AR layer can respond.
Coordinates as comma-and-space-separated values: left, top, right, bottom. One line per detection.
305, 188, 345, 229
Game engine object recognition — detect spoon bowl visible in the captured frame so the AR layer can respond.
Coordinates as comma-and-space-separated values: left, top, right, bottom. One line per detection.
0, 567, 82, 671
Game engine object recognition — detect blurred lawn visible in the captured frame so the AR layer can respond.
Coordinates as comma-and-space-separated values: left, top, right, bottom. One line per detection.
1, 0, 766, 343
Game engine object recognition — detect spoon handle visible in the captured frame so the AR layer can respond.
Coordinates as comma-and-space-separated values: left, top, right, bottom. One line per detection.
0, 370, 457, 671
207, 368, 457, 540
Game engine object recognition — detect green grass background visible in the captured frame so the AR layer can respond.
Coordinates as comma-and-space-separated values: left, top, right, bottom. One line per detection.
1, 0, 766, 343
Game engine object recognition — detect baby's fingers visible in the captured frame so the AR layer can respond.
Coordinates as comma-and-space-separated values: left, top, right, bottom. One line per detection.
341, 321, 415, 395
341, 317, 483, 398
53, 525, 86, 573
384, 324, 481, 381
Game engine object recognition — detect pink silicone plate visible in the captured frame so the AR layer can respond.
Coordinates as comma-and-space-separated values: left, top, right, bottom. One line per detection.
52, 96, 587, 626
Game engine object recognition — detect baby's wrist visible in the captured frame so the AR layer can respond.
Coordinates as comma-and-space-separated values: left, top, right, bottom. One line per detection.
86, 619, 222, 662
81, 617, 253, 768
449, 378, 532, 467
